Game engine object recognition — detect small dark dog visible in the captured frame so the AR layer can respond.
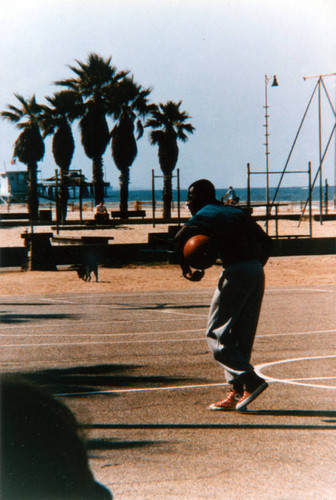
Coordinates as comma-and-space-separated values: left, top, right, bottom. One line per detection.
76, 263, 99, 282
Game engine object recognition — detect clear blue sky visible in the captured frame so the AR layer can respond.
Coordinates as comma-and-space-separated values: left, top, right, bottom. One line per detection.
0, 0, 335, 190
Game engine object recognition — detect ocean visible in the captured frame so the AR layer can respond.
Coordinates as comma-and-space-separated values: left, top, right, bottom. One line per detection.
103, 186, 335, 204
37, 185, 335, 206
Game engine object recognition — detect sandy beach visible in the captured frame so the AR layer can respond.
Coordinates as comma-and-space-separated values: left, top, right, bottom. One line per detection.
0, 202, 336, 295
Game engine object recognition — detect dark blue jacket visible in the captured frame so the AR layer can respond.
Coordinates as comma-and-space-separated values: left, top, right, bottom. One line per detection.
184, 202, 273, 267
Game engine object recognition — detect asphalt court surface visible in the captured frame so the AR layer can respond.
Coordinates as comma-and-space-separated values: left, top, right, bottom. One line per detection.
1, 284, 336, 499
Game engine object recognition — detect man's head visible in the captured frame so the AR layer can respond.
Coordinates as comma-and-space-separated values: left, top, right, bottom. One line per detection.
186, 179, 216, 215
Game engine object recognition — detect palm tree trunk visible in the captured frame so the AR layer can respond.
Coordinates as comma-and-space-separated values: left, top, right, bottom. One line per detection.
119, 167, 130, 217
163, 173, 173, 220
92, 156, 104, 205
27, 162, 39, 221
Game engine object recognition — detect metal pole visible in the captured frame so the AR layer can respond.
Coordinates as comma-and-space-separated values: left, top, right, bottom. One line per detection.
318, 78, 323, 223
177, 168, 181, 226
303, 72, 336, 80
79, 170, 83, 224
308, 161, 312, 237
152, 169, 156, 228
55, 169, 59, 235
299, 122, 336, 222
60, 170, 64, 226
271, 81, 318, 208
247, 163, 251, 208
264, 75, 270, 233
334, 86, 336, 209
301, 73, 336, 218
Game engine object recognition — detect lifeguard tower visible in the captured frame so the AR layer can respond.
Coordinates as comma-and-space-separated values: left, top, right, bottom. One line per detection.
0, 170, 28, 204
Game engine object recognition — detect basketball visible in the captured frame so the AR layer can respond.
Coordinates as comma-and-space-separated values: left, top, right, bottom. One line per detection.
183, 234, 218, 270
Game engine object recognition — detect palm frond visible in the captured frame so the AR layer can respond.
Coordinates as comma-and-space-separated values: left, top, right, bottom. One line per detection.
7, 104, 24, 116
181, 123, 195, 133
45, 90, 83, 120
13, 94, 29, 111
0, 111, 21, 123
61, 53, 123, 99
1, 94, 43, 132
136, 120, 144, 140
16, 120, 34, 129
145, 99, 195, 141
149, 129, 165, 145
144, 117, 161, 129
55, 78, 78, 91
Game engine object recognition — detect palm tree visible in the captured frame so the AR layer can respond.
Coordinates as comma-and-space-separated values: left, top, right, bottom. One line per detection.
40, 90, 81, 223
56, 53, 127, 205
1, 95, 44, 220
106, 76, 153, 216
145, 101, 195, 220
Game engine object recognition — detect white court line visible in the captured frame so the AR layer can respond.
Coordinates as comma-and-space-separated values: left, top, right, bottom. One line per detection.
56, 361, 336, 397
256, 355, 336, 390
37, 289, 213, 304
286, 376, 336, 382
19, 285, 336, 307
0, 328, 335, 342
267, 287, 335, 294
57, 374, 336, 398
260, 329, 336, 338
0, 337, 204, 348
57, 382, 227, 397
0, 328, 204, 338
162, 309, 207, 317
1, 286, 333, 331
40, 298, 209, 313
32, 285, 336, 300
0, 315, 206, 331
2, 327, 336, 347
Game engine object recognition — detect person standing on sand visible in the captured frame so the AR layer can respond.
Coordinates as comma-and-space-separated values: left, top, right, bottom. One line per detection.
175, 179, 273, 411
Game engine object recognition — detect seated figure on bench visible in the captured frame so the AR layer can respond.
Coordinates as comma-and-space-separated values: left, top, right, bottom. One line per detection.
94, 201, 109, 224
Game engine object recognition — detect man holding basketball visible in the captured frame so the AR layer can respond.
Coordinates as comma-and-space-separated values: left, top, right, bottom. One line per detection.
175, 179, 273, 411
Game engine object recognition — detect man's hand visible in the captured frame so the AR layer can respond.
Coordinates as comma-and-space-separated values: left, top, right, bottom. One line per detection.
176, 225, 206, 282
183, 269, 205, 282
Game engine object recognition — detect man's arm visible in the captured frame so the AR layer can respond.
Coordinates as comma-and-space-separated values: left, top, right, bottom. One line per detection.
174, 225, 205, 282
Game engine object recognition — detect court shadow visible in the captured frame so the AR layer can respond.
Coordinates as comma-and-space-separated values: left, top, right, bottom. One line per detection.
82, 422, 336, 430
16, 364, 202, 396
0, 302, 50, 306
86, 438, 168, 451
114, 303, 208, 311
246, 409, 336, 418
0, 312, 77, 324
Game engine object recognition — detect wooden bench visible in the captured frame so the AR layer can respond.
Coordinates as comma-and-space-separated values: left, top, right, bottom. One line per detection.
111, 210, 146, 219
0, 210, 52, 222
0, 213, 30, 220
52, 235, 114, 245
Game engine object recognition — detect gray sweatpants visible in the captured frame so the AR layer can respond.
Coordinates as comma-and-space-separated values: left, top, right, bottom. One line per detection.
206, 260, 265, 385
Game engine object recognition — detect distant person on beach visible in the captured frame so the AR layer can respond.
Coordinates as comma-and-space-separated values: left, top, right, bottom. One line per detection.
1, 376, 112, 499
94, 201, 109, 224
222, 186, 239, 205
175, 179, 273, 411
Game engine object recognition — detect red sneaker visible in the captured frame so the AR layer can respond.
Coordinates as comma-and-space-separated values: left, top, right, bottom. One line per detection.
209, 389, 242, 411
236, 381, 268, 410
